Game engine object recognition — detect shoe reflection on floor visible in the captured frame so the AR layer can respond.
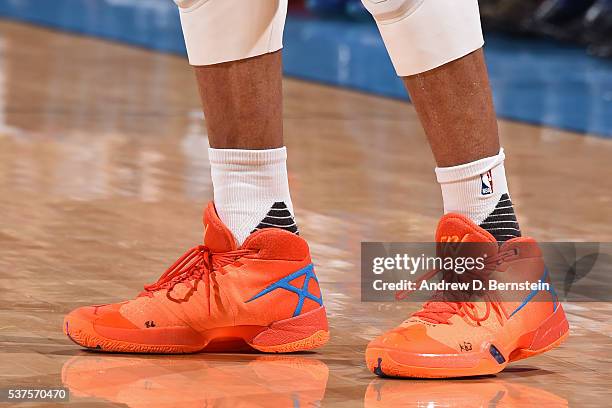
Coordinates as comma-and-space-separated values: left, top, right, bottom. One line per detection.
364, 375, 568, 408
62, 353, 328, 407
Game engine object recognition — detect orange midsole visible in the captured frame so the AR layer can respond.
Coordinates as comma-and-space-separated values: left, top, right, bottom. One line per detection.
68, 306, 329, 349
367, 306, 569, 372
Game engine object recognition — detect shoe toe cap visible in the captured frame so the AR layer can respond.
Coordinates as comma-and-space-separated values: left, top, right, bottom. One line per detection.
367, 325, 457, 355
64, 306, 98, 332
64, 303, 136, 334
368, 331, 406, 349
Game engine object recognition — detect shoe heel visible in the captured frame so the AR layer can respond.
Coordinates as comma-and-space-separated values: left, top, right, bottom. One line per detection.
249, 306, 329, 353
509, 304, 570, 362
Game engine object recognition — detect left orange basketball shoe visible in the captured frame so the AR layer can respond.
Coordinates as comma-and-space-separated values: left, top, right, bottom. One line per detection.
63, 202, 329, 353
365, 213, 569, 378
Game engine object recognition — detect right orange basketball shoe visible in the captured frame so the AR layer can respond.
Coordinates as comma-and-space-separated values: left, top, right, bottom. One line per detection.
365, 213, 569, 378
63, 202, 329, 353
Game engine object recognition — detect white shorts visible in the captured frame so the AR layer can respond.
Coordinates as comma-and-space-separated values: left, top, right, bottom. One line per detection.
177, 0, 483, 76
176, 0, 288, 67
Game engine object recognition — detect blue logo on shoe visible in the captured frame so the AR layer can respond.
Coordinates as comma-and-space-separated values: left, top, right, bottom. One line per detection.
509, 267, 558, 318
245, 264, 323, 317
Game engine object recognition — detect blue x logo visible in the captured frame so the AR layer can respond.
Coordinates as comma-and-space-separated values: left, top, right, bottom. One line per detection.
245, 264, 323, 317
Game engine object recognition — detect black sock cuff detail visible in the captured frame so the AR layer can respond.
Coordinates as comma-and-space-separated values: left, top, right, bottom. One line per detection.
480, 194, 521, 242
251, 202, 299, 235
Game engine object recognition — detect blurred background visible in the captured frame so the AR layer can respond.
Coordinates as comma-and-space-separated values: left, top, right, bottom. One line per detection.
0, 0, 610, 139
301, 0, 612, 58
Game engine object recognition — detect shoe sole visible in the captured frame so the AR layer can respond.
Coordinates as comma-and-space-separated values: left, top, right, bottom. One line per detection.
64, 306, 329, 354
365, 305, 570, 378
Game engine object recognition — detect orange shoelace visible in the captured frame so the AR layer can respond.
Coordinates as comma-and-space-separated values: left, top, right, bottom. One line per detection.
413, 300, 506, 325
141, 245, 257, 312
403, 248, 520, 325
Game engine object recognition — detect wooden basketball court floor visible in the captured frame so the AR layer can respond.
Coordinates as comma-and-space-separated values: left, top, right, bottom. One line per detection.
0, 21, 610, 407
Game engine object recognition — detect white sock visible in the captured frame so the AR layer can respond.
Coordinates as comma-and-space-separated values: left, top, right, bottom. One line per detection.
435, 148, 521, 242
208, 147, 298, 245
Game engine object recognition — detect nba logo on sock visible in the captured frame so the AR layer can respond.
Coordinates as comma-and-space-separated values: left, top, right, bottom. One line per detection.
481, 170, 493, 195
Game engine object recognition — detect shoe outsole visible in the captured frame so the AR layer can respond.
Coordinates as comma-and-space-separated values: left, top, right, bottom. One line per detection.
64, 306, 329, 354
366, 330, 569, 379
250, 330, 330, 353
366, 306, 570, 378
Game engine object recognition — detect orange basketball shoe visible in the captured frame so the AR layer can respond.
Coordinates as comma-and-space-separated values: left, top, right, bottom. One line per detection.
365, 213, 569, 378
63, 202, 329, 353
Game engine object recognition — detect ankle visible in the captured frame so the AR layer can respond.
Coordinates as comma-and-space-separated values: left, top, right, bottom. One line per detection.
435, 148, 521, 242
208, 147, 298, 245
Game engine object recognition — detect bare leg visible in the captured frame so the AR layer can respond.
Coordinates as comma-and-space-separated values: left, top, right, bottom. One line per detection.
404, 48, 520, 240
194, 50, 283, 150
192, 50, 296, 244
403, 49, 499, 167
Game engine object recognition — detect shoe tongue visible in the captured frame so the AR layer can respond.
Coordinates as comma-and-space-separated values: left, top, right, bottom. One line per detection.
435, 214, 498, 285
202, 202, 237, 252
435, 213, 497, 243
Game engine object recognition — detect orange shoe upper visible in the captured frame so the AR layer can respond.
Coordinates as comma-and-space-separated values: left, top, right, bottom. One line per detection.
369, 213, 559, 357
69, 202, 323, 337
